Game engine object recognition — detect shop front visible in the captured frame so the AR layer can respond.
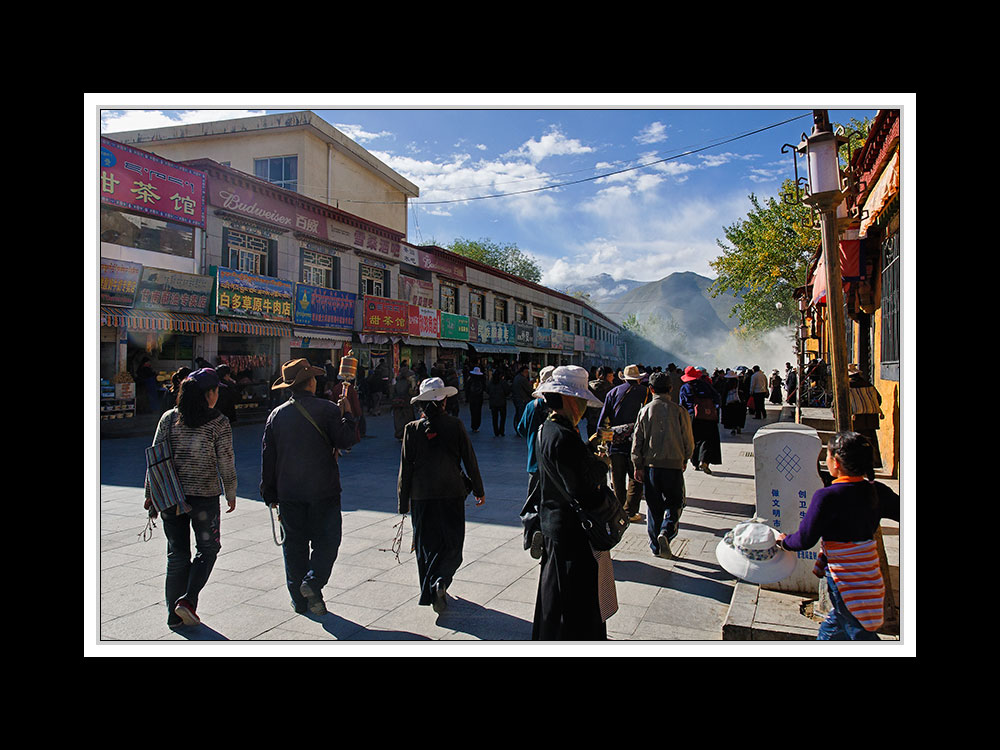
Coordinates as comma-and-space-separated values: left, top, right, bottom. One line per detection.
439, 312, 471, 379
100, 259, 217, 421
213, 266, 293, 417
290, 283, 356, 387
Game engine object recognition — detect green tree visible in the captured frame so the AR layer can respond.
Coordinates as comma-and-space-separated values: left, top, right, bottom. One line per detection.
444, 237, 543, 283
709, 179, 819, 333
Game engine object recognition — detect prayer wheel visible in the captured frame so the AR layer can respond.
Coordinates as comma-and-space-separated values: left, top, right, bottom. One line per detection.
339, 350, 358, 381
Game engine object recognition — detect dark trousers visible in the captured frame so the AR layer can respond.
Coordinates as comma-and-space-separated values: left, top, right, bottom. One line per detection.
610, 452, 642, 515
411, 497, 465, 605
642, 467, 686, 555
278, 499, 343, 609
162, 495, 221, 625
532, 534, 606, 640
752, 391, 767, 418
469, 395, 483, 431
491, 404, 507, 436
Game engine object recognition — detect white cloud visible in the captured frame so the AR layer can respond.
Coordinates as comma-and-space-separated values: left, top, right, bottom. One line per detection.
505, 126, 594, 164
635, 121, 668, 145
333, 122, 392, 143
101, 109, 267, 133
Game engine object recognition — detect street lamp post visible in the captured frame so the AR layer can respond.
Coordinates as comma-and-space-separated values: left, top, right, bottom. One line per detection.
796, 110, 852, 432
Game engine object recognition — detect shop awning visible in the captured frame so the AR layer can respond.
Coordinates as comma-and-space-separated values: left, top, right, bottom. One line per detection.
100, 306, 218, 333
469, 343, 519, 354
402, 336, 438, 346
293, 327, 353, 343
437, 340, 469, 349
859, 150, 899, 239
217, 317, 292, 337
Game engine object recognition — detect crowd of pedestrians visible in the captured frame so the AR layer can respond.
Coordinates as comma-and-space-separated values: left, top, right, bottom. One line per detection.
142, 354, 895, 642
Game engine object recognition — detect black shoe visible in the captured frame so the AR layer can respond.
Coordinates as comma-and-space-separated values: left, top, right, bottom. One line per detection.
529, 530, 544, 559
432, 581, 448, 613
299, 580, 328, 616
656, 532, 673, 559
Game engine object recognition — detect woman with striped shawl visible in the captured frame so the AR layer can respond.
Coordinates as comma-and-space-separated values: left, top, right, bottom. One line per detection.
778, 431, 899, 640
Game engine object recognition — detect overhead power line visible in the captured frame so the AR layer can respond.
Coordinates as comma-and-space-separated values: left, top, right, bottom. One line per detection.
333, 112, 813, 208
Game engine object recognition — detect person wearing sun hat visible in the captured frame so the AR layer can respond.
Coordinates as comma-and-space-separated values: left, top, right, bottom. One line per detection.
261, 358, 359, 616
398, 377, 485, 614
678, 365, 722, 473
531, 366, 618, 639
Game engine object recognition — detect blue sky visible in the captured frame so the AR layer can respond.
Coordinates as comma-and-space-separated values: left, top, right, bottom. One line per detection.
98, 95, 894, 300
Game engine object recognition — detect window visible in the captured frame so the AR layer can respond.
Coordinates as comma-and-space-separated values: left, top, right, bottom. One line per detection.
494, 298, 508, 323
549, 312, 558, 329
225, 228, 269, 275
440, 284, 457, 313
100, 205, 195, 259
574, 318, 581, 335
515, 302, 527, 322
301, 248, 337, 289
470, 292, 484, 319
361, 264, 385, 297
254, 156, 298, 192
879, 229, 900, 380
563, 315, 570, 332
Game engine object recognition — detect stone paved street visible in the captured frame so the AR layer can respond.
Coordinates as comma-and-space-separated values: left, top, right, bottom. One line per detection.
90, 400, 890, 651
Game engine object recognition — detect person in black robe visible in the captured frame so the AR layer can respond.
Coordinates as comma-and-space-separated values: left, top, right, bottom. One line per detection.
720, 370, 746, 435
532, 366, 615, 640
397, 377, 485, 614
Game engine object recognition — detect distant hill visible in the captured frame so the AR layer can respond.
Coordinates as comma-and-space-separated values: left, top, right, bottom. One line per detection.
564, 271, 744, 366
599, 271, 740, 335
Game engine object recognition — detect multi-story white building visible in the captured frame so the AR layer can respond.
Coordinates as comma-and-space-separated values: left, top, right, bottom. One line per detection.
99, 111, 623, 430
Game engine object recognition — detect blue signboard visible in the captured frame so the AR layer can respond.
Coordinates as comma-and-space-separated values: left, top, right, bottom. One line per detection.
294, 284, 356, 329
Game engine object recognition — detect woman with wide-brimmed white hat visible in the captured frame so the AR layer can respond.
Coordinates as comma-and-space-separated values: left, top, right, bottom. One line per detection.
397, 377, 485, 614
530, 366, 618, 640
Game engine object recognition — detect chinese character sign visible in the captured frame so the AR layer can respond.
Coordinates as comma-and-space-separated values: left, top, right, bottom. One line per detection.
363, 296, 409, 334
440, 312, 470, 341
100, 258, 143, 307
100, 138, 206, 227
752, 425, 825, 594
215, 266, 293, 322
135, 267, 214, 314
295, 285, 356, 329
408, 305, 440, 339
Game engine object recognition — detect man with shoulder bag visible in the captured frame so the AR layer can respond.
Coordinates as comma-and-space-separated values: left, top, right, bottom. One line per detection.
261, 359, 358, 616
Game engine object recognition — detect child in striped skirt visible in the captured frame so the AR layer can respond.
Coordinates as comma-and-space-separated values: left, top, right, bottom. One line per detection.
778, 431, 899, 641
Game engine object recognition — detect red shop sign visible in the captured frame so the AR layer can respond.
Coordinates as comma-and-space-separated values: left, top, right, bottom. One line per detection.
362, 296, 409, 334
100, 138, 206, 227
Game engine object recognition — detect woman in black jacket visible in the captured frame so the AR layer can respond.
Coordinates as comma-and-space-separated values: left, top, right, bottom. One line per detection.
485, 367, 511, 436
532, 366, 617, 640
397, 377, 485, 613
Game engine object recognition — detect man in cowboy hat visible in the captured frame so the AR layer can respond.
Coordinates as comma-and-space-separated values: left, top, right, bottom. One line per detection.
260, 358, 358, 616
596, 364, 648, 523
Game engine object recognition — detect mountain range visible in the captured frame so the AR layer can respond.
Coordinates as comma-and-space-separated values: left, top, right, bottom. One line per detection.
559, 271, 744, 366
